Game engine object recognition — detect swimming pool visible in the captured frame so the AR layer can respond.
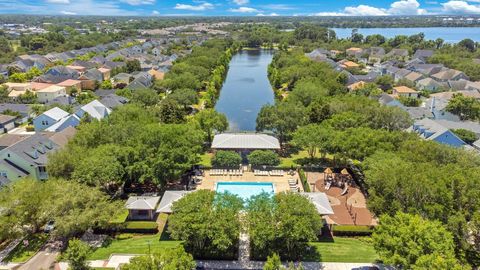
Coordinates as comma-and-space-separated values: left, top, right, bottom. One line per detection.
216, 182, 274, 201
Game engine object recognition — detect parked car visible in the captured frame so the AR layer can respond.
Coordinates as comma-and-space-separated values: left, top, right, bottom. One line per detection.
44, 220, 55, 233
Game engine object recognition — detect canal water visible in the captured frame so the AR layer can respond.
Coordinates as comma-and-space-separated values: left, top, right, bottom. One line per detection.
215, 49, 275, 132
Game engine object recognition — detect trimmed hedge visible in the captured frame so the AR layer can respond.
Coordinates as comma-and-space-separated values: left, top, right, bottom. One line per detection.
123, 221, 158, 233
298, 169, 311, 192
332, 225, 373, 236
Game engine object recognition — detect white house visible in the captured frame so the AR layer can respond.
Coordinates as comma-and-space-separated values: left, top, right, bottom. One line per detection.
36, 85, 67, 104
75, 99, 112, 120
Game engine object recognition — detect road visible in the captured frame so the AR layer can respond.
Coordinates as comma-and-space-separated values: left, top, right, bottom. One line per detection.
17, 241, 62, 270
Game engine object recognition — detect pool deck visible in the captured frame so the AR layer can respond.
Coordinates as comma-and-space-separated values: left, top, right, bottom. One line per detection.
197, 170, 302, 193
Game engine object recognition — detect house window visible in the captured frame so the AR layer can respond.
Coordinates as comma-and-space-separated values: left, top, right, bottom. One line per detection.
38, 166, 47, 172
0, 171, 7, 177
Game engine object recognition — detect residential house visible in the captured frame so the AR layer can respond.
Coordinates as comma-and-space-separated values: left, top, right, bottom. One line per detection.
102, 61, 126, 70
432, 68, 469, 82
378, 93, 403, 107
36, 85, 67, 104
346, 47, 363, 58
338, 60, 360, 69
147, 69, 164, 80
33, 107, 70, 131
412, 49, 434, 62
126, 72, 153, 90
48, 126, 77, 148
416, 78, 444, 92
90, 56, 106, 65
112, 73, 132, 88
34, 66, 80, 84
66, 65, 87, 73
75, 99, 112, 120
0, 134, 60, 181
368, 47, 385, 64
72, 60, 97, 70
353, 71, 379, 83
0, 115, 16, 134
347, 81, 367, 92
79, 68, 103, 90
386, 49, 409, 61
100, 94, 129, 110
407, 63, 444, 76
404, 71, 424, 85
98, 68, 111, 81
44, 114, 80, 132
125, 196, 160, 220
0, 104, 31, 123
392, 68, 412, 82
393, 86, 419, 98
411, 118, 466, 148
4, 82, 32, 92
152, 46, 164, 57
57, 79, 82, 93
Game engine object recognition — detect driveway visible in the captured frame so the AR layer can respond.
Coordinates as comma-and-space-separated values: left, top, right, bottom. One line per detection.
18, 240, 62, 270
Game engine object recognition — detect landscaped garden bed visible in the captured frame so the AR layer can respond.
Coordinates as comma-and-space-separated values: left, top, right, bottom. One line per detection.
4, 233, 48, 263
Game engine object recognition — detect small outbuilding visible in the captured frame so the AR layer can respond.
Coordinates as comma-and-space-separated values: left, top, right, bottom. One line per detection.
156, 191, 191, 214
125, 196, 160, 220
211, 133, 280, 154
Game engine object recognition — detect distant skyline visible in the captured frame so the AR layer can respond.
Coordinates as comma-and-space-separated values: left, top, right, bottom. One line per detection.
2, 0, 480, 17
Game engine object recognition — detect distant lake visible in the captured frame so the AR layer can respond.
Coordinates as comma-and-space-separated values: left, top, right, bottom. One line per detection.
331, 27, 480, 43
215, 49, 275, 132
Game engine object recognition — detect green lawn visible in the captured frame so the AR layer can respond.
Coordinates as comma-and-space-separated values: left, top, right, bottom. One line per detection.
307, 237, 378, 263
5, 234, 48, 263
89, 213, 180, 260
199, 152, 212, 167
279, 150, 311, 167
88, 233, 182, 260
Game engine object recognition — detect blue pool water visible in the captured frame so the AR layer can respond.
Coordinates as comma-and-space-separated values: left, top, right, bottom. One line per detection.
216, 182, 274, 201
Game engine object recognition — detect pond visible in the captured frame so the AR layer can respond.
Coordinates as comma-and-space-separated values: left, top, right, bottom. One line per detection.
332, 27, 480, 43
215, 49, 275, 132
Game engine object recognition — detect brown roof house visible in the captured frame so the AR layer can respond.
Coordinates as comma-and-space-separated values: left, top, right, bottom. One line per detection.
393, 86, 420, 99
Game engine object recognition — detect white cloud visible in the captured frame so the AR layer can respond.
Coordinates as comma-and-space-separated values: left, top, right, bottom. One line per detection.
60, 10, 76, 15
256, 12, 279, 16
233, 0, 249, 5
389, 0, 427, 14
45, 0, 70, 3
152, 10, 160, 15
315, 0, 426, 16
174, 2, 214, 11
120, 0, 155, 5
229, 6, 259, 13
442, 1, 480, 14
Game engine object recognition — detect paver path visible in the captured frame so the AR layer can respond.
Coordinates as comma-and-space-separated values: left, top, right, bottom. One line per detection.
0, 240, 21, 263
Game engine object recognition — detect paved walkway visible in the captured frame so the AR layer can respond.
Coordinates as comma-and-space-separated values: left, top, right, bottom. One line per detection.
0, 240, 21, 263
57, 255, 386, 270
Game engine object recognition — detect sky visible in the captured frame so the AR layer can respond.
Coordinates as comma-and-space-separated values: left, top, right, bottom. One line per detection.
2, 0, 480, 17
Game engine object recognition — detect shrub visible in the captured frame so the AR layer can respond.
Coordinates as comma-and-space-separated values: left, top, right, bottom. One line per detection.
123, 221, 158, 233
452, 128, 478, 144
298, 169, 311, 192
212, 150, 242, 167
332, 225, 373, 236
248, 150, 280, 167
25, 125, 34, 132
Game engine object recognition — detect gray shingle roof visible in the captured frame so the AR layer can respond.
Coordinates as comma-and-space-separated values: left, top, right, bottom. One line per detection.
156, 191, 191, 213
3, 134, 59, 166
126, 196, 160, 210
